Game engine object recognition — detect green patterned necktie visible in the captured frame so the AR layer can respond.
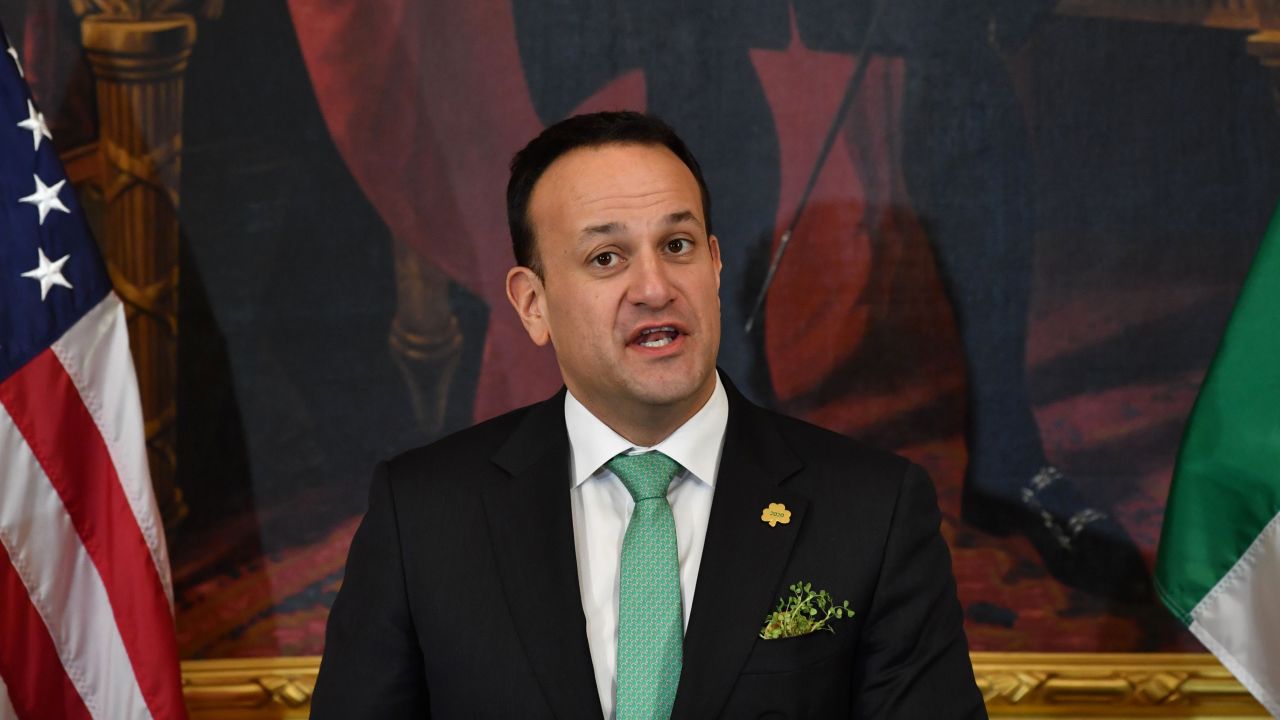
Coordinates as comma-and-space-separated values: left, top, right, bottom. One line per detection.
606, 451, 684, 720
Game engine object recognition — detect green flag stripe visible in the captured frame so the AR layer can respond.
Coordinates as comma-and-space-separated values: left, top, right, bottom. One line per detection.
1155, 205, 1280, 624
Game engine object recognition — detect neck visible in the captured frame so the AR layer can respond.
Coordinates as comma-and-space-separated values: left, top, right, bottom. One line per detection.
573, 378, 716, 447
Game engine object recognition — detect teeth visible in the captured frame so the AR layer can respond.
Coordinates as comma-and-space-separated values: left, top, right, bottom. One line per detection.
641, 326, 675, 335
639, 336, 673, 348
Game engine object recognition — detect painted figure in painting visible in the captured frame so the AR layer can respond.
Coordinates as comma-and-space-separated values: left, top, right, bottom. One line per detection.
512, 0, 1150, 600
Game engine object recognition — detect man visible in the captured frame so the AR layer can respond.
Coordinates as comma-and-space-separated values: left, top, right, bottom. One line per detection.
312, 112, 984, 718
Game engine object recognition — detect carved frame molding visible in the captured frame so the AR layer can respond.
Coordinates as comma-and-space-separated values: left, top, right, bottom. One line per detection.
179, 653, 1267, 718
1055, 0, 1280, 31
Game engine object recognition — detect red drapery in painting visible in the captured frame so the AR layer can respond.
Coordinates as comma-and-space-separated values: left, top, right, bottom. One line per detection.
286, 0, 655, 420
285, 0, 941, 427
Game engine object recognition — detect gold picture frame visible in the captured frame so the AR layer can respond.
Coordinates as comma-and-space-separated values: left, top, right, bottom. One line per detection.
179, 653, 1268, 718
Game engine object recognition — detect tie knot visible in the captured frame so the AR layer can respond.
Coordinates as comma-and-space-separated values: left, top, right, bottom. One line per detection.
606, 451, 682, 502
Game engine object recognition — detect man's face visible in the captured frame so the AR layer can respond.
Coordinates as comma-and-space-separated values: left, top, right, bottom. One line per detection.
507, 143, 722, 422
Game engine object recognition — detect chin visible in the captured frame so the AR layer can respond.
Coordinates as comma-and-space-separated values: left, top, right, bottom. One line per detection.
626, 365, 714, 408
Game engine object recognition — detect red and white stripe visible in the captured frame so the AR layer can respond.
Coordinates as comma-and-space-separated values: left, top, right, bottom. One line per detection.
0, 673, 18, 719
50, 294, 174, 608
0, 294, 186, 720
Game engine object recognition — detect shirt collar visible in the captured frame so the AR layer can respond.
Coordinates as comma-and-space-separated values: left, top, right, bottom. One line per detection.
564, 371, 728, 489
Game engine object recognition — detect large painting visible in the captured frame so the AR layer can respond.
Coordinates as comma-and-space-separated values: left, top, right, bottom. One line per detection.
5, 0, 1276, 663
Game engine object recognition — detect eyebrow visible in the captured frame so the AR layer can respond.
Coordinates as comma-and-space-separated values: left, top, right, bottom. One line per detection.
580, 221, 625, 239
578, 211, 704, 240
664, 210, 703, 229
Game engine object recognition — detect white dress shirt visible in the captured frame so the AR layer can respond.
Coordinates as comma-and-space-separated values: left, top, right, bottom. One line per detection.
565, 373, 729, 720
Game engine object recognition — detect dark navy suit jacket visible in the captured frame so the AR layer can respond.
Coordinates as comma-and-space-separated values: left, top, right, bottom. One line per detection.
312, 379, 986, 719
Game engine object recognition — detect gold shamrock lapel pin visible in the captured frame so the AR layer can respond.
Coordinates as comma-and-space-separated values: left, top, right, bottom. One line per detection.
761, 502, 791, 527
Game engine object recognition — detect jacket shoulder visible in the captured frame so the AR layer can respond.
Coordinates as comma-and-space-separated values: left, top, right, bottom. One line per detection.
378, 398, 550, 491
763, 405, 914, 479
743, 404, 931, 518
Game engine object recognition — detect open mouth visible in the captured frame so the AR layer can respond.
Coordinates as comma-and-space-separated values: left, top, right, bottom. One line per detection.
634, 325, 680, 348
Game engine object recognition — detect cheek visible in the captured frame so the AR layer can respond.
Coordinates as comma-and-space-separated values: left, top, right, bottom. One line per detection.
694, 275, 722, 313
546, 288, 618, 350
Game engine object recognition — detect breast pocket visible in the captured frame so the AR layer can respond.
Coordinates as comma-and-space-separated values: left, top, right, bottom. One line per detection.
738, 626, 851, 675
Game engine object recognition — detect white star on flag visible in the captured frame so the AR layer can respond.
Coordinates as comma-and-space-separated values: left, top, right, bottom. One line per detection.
19, 174, 70, 224
18, 99, 51, 151
5, 42, 20, 78
20, 247, 73, 300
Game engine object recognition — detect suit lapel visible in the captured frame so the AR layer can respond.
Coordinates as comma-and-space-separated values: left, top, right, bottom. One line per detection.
483, 392, 604, 720
671, 384, 807, 720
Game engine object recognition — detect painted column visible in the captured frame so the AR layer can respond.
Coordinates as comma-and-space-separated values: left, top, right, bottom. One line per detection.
81, 15, 195, 529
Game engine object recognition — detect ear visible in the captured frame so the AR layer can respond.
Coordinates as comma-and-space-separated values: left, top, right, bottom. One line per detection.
506, 266, 551, 346
708, 234, 722, 290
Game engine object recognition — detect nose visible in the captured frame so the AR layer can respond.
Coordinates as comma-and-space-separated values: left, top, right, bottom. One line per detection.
626, 250, 676, 309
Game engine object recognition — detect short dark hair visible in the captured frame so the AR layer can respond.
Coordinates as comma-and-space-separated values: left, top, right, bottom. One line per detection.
507, 111, 712, 277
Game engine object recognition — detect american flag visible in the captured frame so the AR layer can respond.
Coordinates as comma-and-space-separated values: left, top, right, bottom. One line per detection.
0, 25, 187, 720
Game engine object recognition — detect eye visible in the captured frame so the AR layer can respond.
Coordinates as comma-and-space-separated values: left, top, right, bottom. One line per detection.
666, 238, 692, 254
592, 251, 618, 268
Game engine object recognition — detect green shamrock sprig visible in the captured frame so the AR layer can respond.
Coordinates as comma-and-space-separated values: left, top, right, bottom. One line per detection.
759, 581, 853, 639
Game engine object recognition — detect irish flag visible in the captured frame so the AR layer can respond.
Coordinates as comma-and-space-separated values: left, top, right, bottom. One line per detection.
1156, 207, 1280, 716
